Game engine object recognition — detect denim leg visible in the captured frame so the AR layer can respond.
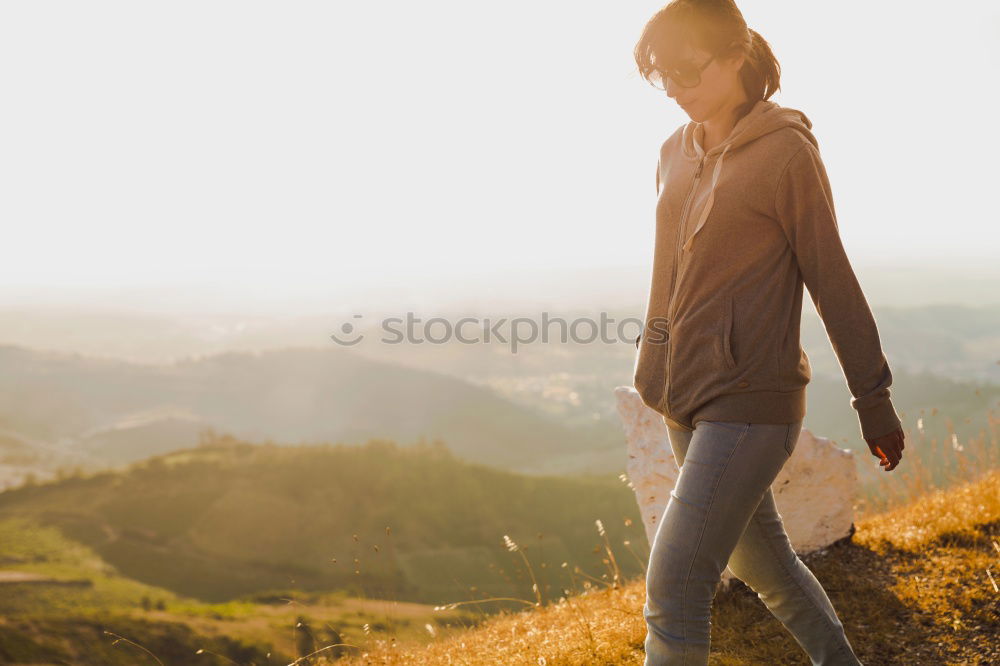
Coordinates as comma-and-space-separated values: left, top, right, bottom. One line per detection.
643, 420, 797, 665
726, 465, 863, 664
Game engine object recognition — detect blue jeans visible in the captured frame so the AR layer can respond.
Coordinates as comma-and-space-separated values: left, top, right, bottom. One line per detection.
643, 420, 863, 665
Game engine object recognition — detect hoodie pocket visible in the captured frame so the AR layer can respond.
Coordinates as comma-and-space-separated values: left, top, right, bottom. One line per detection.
722, 295, 737, 370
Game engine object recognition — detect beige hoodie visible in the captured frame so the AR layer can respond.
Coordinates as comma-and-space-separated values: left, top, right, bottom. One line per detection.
633, 99, 901, 442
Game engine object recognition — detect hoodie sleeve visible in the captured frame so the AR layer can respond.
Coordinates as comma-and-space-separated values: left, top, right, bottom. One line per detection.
774, 142, 902, 442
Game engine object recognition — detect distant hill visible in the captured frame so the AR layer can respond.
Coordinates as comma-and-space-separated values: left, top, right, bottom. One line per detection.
1, 302, 996, 489
0, 344, 623, 486
0, 436, 643, 605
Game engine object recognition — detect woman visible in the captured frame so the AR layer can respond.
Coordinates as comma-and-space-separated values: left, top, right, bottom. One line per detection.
631, 1, 906, 664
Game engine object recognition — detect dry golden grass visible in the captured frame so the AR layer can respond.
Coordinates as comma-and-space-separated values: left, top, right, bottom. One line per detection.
322, 411, 1000, 666
855, 467, 1000, 553
854, 407, 1000, 520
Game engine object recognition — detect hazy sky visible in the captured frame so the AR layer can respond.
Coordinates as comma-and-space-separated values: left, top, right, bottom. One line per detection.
2, 1, 998, 314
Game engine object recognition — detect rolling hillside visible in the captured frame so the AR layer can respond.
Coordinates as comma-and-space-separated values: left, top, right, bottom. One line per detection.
0, 436, 643, 605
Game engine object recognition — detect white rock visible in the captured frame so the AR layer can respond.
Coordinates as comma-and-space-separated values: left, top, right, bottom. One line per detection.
613, 386, 858, 589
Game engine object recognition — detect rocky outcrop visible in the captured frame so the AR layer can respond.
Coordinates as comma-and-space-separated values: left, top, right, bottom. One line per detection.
614, 386, 858, 588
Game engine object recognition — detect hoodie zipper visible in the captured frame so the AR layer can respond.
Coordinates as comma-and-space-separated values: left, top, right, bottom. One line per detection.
663, 155, 705, 413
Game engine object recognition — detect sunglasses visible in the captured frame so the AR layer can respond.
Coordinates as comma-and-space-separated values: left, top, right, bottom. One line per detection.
648, 55, 715, 90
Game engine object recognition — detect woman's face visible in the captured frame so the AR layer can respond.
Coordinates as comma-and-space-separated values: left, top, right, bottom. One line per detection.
661, 42, 745, 122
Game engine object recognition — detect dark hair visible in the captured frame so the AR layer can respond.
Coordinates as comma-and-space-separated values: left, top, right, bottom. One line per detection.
634, 0, 781, 122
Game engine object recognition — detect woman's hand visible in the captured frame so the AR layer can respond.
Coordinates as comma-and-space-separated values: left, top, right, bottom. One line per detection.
864, 427, 905, 471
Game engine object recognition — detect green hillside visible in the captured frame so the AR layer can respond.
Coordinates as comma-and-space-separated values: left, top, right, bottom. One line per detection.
0, 516, 278, 664
0, 435, 643, 606
0, 512, 471, 665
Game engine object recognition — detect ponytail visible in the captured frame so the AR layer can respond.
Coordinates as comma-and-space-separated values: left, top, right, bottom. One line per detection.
734, 28, 781, 120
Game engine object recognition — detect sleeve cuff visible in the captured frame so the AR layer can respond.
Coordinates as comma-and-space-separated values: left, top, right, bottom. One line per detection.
856, 400, 902, 441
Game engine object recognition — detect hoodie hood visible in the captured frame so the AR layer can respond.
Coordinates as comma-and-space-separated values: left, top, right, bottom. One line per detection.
679, 100, 816, 252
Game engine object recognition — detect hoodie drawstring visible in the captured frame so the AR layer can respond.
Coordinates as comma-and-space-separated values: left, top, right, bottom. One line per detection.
681, 142, 731, 253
